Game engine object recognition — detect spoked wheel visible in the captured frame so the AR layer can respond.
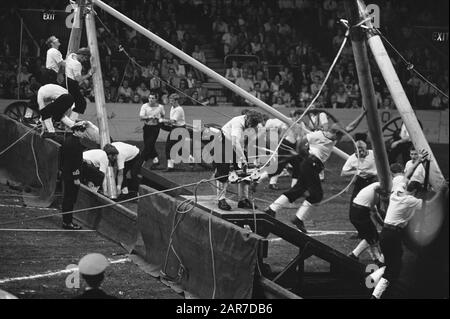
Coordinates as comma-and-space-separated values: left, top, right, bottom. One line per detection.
301, 109, 339, 131
4, 101, 40, 127
382, 116, 403, 146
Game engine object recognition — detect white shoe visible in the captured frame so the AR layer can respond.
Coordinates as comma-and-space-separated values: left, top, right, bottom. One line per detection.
153, 157, 160, 165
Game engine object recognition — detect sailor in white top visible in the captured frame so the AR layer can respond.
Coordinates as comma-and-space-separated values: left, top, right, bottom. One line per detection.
44, 36, 65, 85
347, 182, 384, 265
342, 140, 378, 215
104, 142, 142, 196
83, 149, 109, 191
165, 94, 187, 170
404, 147, 426, 185
140, 93, 165, 165
265, 110, 367, 233
37, 84, 75, 133
65, 47, 95, 121
214, 111, 264, 211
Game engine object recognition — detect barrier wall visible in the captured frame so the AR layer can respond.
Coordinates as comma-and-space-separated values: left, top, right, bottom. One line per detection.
0, 115, 59, 207
136, 185, 262, 299
1, 99, 448, 143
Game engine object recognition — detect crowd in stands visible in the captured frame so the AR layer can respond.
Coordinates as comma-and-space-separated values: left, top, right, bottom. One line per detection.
0, 0, 448, 110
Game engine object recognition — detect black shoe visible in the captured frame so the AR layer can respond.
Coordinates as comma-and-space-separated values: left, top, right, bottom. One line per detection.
348, 252, 359, 261
218, 199, 231, 211
268, 184, 279, 190
238, 199, 257, 209
62, 222, 82, 230
291, 218, 308, 233
264, 208, 276, 218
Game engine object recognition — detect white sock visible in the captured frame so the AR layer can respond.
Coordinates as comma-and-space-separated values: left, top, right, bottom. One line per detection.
153, 157, 159, 164
61, 116, 75, 128
216, 181, 228, 201
353, 240, 370, 257
291, 178, 298, 188
269, 175, 278, 185
269, 195, 290, 212
372, 277, 389, 299
167, 159, 174, 168
296, 200, 312, 221
69, 111, 80, 121
189, 155, 195, 164
238, 183, 249, 200
25, 108, 33, 119
43, 118, 55, 133
121, 187, 129, 195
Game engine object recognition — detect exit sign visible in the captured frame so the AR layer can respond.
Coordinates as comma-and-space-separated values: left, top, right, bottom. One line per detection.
43, 12, 56, 21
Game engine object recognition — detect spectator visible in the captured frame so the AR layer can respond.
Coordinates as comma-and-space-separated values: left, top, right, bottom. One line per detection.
186, 71, 196, 88
160, 58, 170, 80
118, 80, 134, 103
171, 58, 186, 78
150, 69, 163, 94
335, 86, 349, 108
17, 66, 32, 84
136, 82, 150, 101
270, 73, 282, 96
254, 70, 269, 94
272, 96, 286, 108
225, 60, 242, 83
167, 68, 181, 91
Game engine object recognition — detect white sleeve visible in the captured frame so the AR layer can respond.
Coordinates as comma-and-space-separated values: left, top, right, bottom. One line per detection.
55, 50, 63, 64
139, 104, 147, 118
99, 154, 108, 174
37, 91, 45, 110
341, 155, 356, 174
117, 154, 125, 170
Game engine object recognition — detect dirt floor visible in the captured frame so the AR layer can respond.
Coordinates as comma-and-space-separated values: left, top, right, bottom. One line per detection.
0, 141, 448, 299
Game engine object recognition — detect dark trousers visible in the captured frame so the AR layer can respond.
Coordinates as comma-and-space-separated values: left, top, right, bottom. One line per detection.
389, 141, 413, 165
213, 135, 241, 183
123, 152, 143, 192
284, 155, 324, 204
66, 77, 87, 114
62, 179, 80, 224
270, 139, 301, 179
142, 125, 160, 162
349, 175, 377, 218
42, 69, 58, 85
40, 94, 74, 122
349, 204, 379, 245
380, 226, 404, 282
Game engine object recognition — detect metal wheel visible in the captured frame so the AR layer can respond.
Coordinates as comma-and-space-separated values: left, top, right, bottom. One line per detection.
382, 116, 403, 145
301, 109, 339, 131
4, 101, 40, 126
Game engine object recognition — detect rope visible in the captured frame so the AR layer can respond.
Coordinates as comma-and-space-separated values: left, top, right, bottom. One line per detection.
0, 125, 41, 157
93, 11, 234, 121
0, 174, 229, 227
375, 29, 449, 100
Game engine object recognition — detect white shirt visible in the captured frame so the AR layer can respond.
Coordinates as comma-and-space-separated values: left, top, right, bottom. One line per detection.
46, 48, 63, 73
111, 142, 140, 170
309, 112, 328, 130
342, 150, 377, 178
384, 187, 423, 228
392, 174, 407, 191
222, 115, 246, 143
353, 182, 380, 208
37, 84, 69, 110
65, 53, 82, 80
170, 106, 185, 126
307, 131, 336, 164
404, 160, 426, 184
83, 149, 108, 174
140, 103, 165, 125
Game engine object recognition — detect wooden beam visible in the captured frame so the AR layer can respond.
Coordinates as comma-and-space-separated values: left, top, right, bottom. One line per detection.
85, 8, 117, 198
344, 0, 392, 194
357, 0, 446, 190
66, 0, 84, 57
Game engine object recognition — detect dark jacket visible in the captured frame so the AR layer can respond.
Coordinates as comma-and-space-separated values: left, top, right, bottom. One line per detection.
61, 134, 84, 180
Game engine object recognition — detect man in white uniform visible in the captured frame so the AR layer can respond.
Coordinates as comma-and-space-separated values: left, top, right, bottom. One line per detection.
214, 111, 264, 211
404, 147, 426, 185
44, 35, 65, 85
140, 93, 165, 166
165, 94, 186, 171
347, 182, 384, 266
83, 149, 108, 191
65, 48, 95, 121
104, 142, 142, 196
37, 84, 75, 134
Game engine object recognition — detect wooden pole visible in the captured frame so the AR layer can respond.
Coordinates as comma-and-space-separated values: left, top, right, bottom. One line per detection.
344, 0, 392, 194
66, 0, 84, 57
92, 0, 350, 161
85, 7, 117, 199
357, 0, 446, 190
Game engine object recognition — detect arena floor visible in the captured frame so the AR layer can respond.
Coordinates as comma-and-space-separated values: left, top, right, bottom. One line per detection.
0, 141, 447, 299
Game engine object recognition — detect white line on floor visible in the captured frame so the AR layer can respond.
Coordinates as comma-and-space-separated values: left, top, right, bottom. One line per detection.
0, 258, 129, 284
0, 204, 58, 211
0, 229, 96, 233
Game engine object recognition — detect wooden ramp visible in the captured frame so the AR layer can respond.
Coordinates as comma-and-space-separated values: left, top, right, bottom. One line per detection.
183, 194, 368, 297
